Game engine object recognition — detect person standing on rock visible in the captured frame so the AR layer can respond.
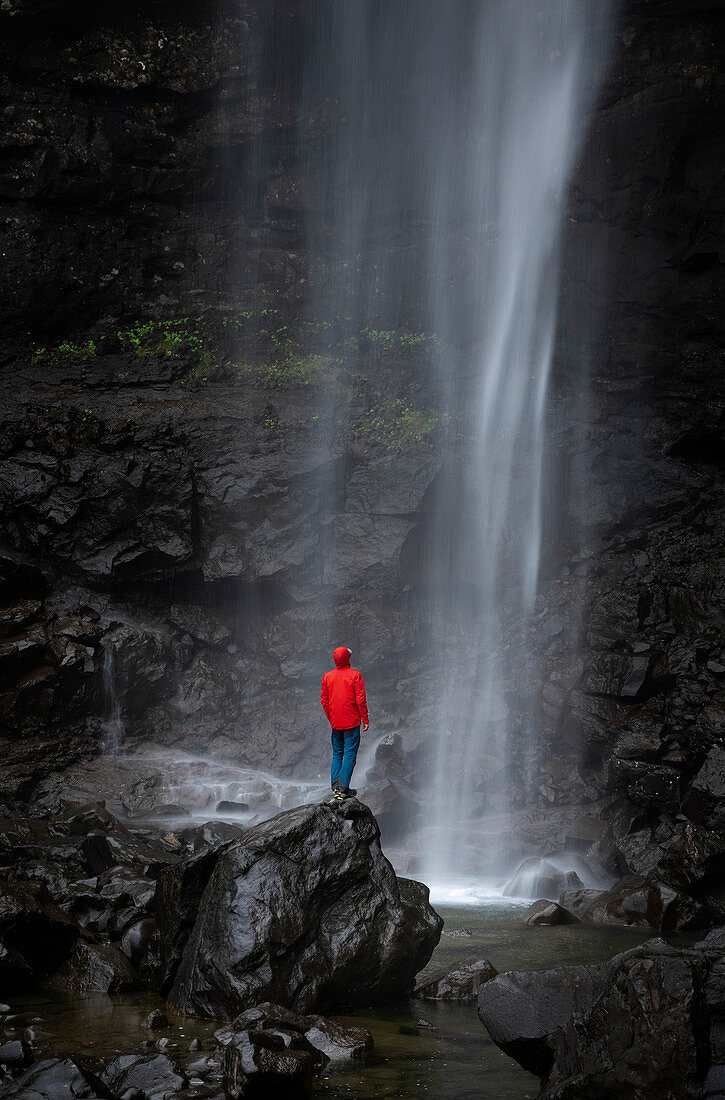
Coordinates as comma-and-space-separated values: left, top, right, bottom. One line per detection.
321, 646, 369, 802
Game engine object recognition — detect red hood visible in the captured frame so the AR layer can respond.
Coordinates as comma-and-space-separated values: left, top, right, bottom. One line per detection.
333, 646, 351, 669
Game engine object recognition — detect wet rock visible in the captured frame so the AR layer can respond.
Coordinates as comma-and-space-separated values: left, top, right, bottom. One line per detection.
121, 918, 156, 966
100, 1053, 187, 1100
143, 847, 220, 993
223, 1030, 314, 1100
215, 801, 250, 816
0, 1057, 113, 1098
522, 900, 580, 926
48, 941, 137, 994
558, 888, 603, 919
477, 963, 599, 1077
479, 939, 716, 1099
168, 799, 442, 1017
0, 1040, 33, 1069
608, 758, 680, 814
188, 821, 246, 853
0, 882, 80, 975
414, 959, 498, 1000
145, 1010, 169, 1030
582, 874, 707, 932
217, 1002, 373, 1065
502, 858, 584, 900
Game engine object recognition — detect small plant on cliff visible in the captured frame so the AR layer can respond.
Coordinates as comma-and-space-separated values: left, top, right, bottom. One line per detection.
33, 338, 102, 362
116, 318, 204, 358
350, 398, 441, 452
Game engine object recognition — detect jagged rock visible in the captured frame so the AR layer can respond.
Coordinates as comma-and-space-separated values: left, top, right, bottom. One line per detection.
100, 1053, 187, 1100
582, 874, 707, 932
47, 941, 137, 994
168, 799, 442, 1017
0, 1057, 113, 1099
683, 746, 725, 827
142, 846, 220, 993
479, 938, 720, 1099
522, 900, 580, 926
414, 959, 498, 1000
503, 858, 584, 900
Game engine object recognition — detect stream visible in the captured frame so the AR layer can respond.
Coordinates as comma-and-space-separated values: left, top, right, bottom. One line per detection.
3, 901, 677, 1099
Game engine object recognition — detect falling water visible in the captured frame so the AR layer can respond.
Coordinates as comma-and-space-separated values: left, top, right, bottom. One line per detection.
101, 643, 124, 755
302, 2, 612, 888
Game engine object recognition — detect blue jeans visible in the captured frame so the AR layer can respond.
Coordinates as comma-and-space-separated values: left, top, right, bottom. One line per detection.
330, 726, 360, 789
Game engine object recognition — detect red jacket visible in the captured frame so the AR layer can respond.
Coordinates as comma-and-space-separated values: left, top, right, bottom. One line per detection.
321, 647, 369, 730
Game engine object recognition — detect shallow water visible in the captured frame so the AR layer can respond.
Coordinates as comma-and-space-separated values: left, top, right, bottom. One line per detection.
4, 902, 676, 1100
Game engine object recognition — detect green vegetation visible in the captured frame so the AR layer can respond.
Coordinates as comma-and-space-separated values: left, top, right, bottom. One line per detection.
116, 318, 204, 358
350, 398, 443, 452
33, 339, 100, 363
32, 312, 444, 451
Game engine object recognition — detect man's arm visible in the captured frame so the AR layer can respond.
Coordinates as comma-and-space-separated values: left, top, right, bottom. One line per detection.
321, 676, 331, 722
354, 672, 369, 730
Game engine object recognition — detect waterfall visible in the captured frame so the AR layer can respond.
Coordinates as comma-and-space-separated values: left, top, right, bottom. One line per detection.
101, 643, 124, 755
301, 1, 612, 885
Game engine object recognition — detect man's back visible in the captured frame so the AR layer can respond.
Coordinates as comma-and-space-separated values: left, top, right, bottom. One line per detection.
321, 646, 369, 730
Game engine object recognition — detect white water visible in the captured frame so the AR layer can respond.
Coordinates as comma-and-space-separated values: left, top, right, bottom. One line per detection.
423, 0, 612, 887
101, 643, 124, 754
302, 0, 612, 894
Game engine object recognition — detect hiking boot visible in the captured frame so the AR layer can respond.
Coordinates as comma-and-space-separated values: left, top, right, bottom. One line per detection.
347, 788, 357, 797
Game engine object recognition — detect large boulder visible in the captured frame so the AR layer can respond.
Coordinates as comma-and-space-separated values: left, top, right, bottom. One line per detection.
478, 936, 725, 1099
167, 798, 442, 1017
581, 874, 707, 932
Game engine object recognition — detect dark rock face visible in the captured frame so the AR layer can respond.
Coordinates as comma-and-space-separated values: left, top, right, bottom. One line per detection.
478, 934, 725, 1099
414, 959, 498, 1000
167, 799, 442, 1018
0, 0, 304, 337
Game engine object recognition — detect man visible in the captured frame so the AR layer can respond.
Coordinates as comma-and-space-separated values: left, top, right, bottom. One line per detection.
320, 646, 369, 802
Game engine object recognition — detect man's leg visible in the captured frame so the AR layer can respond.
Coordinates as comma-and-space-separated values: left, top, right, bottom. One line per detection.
330, 729, 344, 787
340, 726, 361, 790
